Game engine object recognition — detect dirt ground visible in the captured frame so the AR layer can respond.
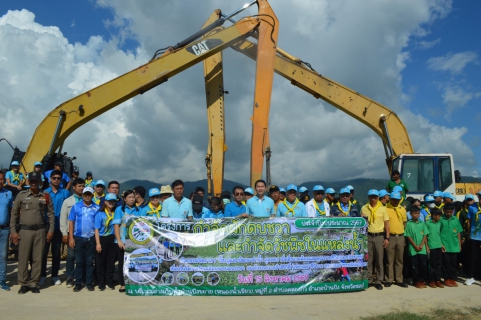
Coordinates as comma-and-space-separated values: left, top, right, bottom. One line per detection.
1, 260, 480, 320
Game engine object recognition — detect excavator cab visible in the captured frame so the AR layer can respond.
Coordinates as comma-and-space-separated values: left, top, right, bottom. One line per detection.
391, 154, 455, 200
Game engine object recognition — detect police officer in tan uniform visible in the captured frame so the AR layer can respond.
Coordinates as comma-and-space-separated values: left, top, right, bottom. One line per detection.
10, 171, 54, 294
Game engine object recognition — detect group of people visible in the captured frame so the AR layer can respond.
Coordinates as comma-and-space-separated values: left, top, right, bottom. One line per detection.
0, 160, 480, 296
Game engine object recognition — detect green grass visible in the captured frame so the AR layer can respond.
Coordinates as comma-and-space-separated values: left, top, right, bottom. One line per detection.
361, 308, 481, 320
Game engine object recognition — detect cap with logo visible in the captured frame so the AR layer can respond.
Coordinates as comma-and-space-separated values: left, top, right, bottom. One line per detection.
339, 188, 350, 195
244, 187, 254, 195
83, 187, 94, 194
299, 186, 308, 193
95, 180, 106, 187
390, 192, 402, 200
325, 188, 336, 194
433, 190, 443, 198
379, 190, 390, 198
269, 185, 280, 193
367, 189, 379, 196
424, 195, 435, 202
313, 185, 324, 191
105, 193, 117, 201
34, 161, 42, 166
160, 185, 174, 195
279, 188, 286, 194
27, 171, 42, 181
346, 185, 354, 191
442, 191, 452, 198
287, 184, 298, 192
149, 188, 161, 197
86, 171, 93, 176
11, 161, 19, 166
392, 186, 403, 193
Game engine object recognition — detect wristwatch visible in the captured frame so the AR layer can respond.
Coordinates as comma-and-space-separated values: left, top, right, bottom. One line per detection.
384, 237, 390, 241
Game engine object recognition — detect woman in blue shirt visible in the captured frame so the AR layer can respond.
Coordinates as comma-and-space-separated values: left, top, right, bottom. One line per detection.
94, 193, 117, 291
113, 190, 142, 292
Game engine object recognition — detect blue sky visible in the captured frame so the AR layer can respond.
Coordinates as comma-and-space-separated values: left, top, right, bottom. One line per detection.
0, 0, 479, 184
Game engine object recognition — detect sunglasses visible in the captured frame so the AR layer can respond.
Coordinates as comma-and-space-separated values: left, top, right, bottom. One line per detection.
51, 177, 62, 180
151, 195, 161, 199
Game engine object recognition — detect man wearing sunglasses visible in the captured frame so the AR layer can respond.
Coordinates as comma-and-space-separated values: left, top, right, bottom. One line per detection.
39, 170, 71, 286
306, 185, 331, 217
44, 162, 71, 190
224, 186, 249, 218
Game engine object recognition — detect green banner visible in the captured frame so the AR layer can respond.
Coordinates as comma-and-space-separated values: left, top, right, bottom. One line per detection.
123, 217, 368, 296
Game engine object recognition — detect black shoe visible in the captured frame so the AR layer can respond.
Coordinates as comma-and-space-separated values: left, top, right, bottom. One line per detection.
87, 284, 95, 291
397, 283, 408, 288
18, 286, 29, 295
384, 282, 392, 287
119, 287, 125, 293
107, 285, 115, 290
73, 284, 82, 292
30, 287, 40, 293
98, 285, 105, 291
374, 284, 383, 290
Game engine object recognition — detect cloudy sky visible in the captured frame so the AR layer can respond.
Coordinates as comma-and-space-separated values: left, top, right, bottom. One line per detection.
0, 0, 479, 186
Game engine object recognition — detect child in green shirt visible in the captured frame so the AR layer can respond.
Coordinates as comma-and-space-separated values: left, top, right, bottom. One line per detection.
425, 208, 444, 288
404, 206, 429, 289
440, 203, 462, 287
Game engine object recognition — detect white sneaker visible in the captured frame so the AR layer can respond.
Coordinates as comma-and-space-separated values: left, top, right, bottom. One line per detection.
465, 278, 475, 286
38, 277, 46, 286
52, 277, 61, 285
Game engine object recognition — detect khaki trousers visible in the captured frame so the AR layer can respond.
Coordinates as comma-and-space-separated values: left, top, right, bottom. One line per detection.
385, 235, 404, 284
18, 229, 46, 287
368, 234, 384, 285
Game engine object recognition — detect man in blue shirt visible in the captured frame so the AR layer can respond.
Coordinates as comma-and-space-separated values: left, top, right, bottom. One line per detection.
98, 181, 123, 209
278, 184, 307, 217
0, 171, 13, 291
40, 170, 71, 286
246, 180, 275, 218
465, 190, 481, 286
44, 162, 71, 190
224, 185, 249, 218
68, 187, 100, 292
161, 180, 193, 220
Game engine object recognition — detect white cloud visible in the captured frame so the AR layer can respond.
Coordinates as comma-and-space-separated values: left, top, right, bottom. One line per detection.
1, 1, 477, 188
417, 38, 441, 50
427, 51, 478, 74
441, 85, 481, 118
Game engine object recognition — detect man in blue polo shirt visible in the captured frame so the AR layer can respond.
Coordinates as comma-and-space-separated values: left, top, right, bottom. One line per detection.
40, 170, 71, 286
161, 180, 193, 220
68, 187, 100, 292
278, 184, 307, 217
224, 185, 249, 218
246, 180, 275, 218
0, 171, 13, 291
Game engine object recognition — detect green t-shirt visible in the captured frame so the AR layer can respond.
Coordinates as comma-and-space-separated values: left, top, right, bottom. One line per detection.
440, 215, 462, 253
425, 220, 442, 249
386, 179, 409, 197
405, 220, 429, 256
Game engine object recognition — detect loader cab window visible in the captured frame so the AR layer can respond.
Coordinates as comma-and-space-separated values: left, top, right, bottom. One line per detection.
438, 157, 453, 191
392, 158, 400, 174
401, 158, 434, 193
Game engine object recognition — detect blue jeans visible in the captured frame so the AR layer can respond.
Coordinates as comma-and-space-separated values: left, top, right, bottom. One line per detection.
0, 229, 9, 282
74, 236, 95, 285
66, 245, 75, 280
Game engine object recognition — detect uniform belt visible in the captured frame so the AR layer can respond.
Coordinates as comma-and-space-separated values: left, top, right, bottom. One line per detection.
390, 233, 404, 237
368, 232, 384, 237
19, 224, 45, 231
0, 224, 9, 229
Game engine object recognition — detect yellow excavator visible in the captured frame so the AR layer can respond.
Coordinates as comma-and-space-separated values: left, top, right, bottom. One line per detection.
201, 9, 480, 200
4, 0, 278, 191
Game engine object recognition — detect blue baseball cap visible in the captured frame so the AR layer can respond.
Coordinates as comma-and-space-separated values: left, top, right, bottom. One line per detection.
105, 193, 117, 201
149, 188, 161, 197
299, 186, 308, 193
392, 186, 403, 192
313, 185, 324, 191
449, 194, 456, 201
433, 190, 443, 197
244, 187, 254, 195
346, 185, 354, 191
287, 184, 298, 192
340, 188, 350, 195
367, 189, 379, 196
476, 190, 481, 196
279, 188, 286, 194
95, 180, 106, 187
424, 195, 435, 202
11, 161, 19, 166
391, 192, 402, 200
86, 171, 93, 175
326, 188, 336, 194
34, 161, 42, 166
379, 190, 390, 197
442, 192, 452, 198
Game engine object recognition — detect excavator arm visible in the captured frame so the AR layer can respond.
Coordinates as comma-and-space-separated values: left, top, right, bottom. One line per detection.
231, 38, 414, 163
20, 12, 264, 171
